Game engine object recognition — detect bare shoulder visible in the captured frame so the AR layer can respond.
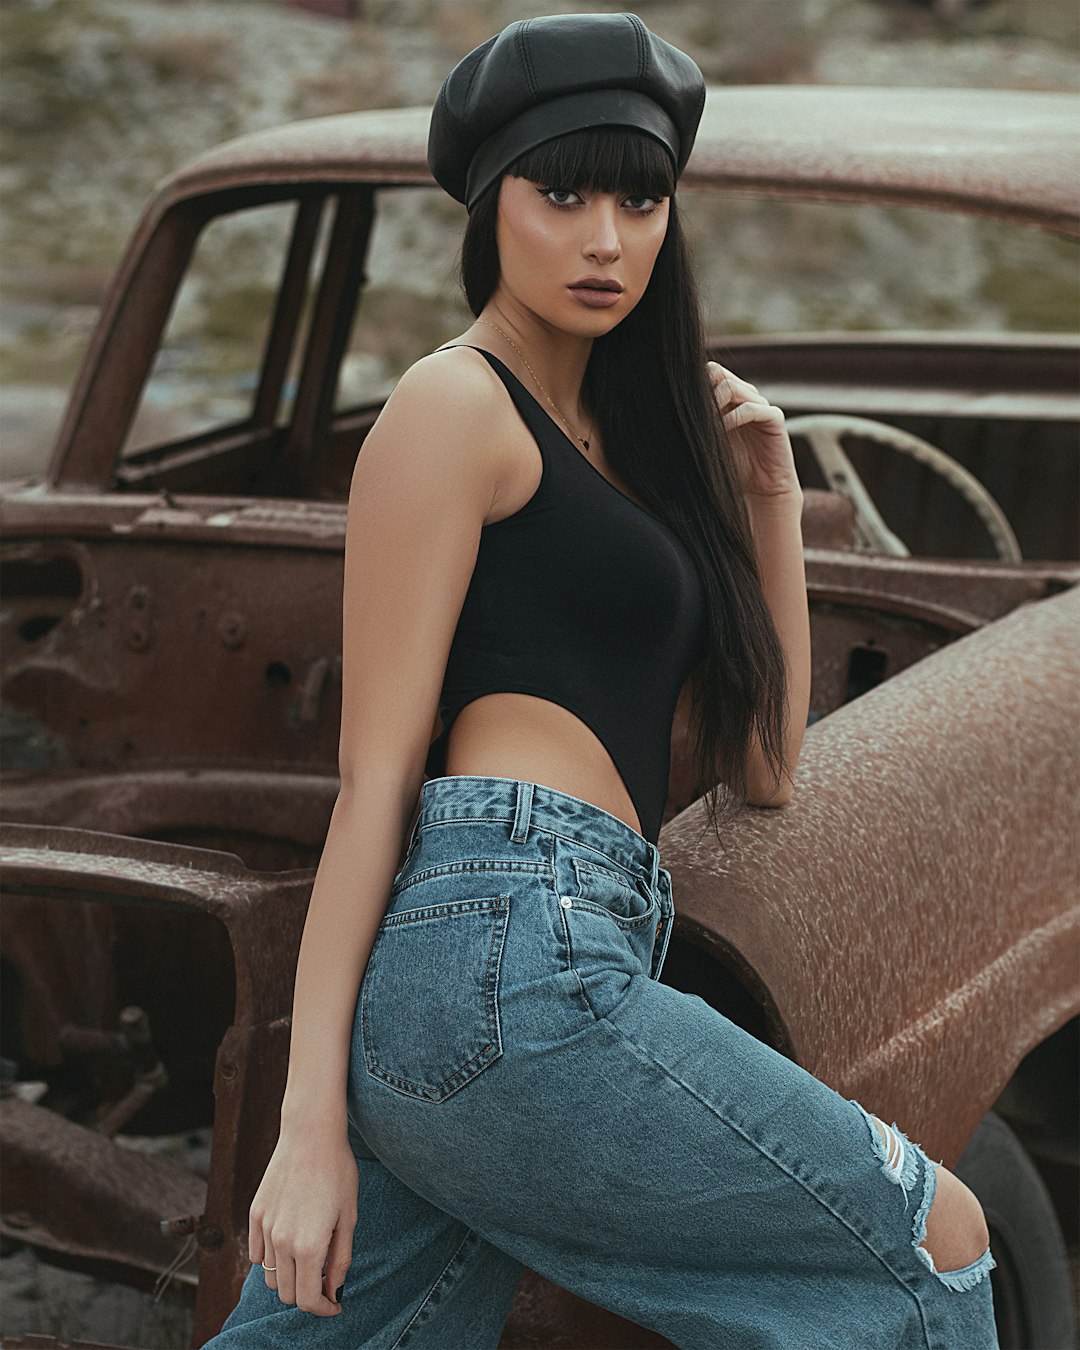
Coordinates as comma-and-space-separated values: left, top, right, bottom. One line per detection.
355, 344, 522, 523
396, 342, 498, 395
385, 345, 516, 447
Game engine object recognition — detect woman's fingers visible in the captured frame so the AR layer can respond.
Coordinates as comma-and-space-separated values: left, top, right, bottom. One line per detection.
702, 359, 756, 386
275, 1246, 296, 1307
247, 1137, 357, 1317
722, 401, 786, 430
708, 364, 766, 412
293, 1242, 333, 1315
322, 1215, 356, 1306
322, 1211, 356, 1309
258, 1233, 277, 1292
259, 1233, 343, 1316
707, 364, 766, 421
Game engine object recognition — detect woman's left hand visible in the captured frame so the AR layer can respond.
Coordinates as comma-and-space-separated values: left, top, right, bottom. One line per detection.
707, 360, 802, 503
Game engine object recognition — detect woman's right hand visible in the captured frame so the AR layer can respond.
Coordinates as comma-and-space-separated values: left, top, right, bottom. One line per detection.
247, 1125, 359, 1316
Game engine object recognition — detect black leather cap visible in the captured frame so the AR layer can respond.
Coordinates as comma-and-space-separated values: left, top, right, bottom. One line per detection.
427, 13, 706, 211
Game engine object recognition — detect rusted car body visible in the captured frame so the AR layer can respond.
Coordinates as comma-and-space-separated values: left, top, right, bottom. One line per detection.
1, 86, 1077, 1350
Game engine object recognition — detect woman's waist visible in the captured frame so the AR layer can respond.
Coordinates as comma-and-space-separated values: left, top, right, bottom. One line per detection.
439, 691, 669, 841
405, 772, 662, 888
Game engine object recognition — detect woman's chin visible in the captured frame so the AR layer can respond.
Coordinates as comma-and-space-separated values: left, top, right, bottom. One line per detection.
551, 300, 627, 335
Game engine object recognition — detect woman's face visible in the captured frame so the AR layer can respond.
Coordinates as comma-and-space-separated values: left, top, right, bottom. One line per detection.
493, 172, 670, 333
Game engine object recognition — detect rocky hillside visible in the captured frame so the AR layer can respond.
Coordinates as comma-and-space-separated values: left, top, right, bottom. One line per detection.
1, 0, 1077, 476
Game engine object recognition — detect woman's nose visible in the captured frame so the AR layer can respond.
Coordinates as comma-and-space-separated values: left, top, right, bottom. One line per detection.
584, 202, 621, 258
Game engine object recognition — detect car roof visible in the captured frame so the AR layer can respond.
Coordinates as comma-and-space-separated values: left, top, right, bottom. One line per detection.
153, 85, 1080, 235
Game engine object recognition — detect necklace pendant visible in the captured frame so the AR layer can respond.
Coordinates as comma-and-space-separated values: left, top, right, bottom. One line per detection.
581, 438, 590, 451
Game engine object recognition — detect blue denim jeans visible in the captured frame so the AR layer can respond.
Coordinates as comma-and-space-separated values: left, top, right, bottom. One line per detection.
204, 774, 999, 1350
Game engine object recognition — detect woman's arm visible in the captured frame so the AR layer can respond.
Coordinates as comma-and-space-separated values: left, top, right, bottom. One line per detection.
246, 349, 510, 1318
279, 773, 420, 1138
744, 490, 810, 806
707, 360, 810, 806
277, 350, 508, 1137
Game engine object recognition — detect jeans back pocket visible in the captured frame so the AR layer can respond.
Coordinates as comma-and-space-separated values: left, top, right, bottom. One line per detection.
360, 895, 511, 1103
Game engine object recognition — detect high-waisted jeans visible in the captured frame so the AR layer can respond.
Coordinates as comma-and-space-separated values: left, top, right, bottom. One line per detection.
204, 774, 999, 1349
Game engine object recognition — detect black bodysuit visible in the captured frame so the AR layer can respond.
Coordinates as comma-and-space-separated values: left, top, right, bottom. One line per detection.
423, 345, 708, 844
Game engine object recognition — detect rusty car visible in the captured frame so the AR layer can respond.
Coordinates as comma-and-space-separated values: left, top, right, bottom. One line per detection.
1, 83, 1078, 1350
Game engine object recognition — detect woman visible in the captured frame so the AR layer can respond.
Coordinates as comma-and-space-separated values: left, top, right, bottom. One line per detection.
204, 14, 999, 1349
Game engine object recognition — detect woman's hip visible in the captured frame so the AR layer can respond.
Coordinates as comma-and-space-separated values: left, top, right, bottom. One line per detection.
346, 769, 874, 1227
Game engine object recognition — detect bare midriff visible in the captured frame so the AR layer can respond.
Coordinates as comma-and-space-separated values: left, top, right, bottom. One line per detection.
442, 692, 643, 834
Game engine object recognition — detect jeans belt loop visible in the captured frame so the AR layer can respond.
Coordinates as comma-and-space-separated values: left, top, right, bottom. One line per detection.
510, 780, 534, 844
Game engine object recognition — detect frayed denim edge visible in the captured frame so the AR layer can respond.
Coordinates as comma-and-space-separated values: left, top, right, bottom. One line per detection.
849, 1099, 997, 1293
910, 1153, 998, 1291
848, 1098, 920, 1209
917, 1242, 998, 1292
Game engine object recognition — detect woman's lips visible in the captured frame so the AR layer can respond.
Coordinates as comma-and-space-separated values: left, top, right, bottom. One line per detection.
568, 285, 622, 308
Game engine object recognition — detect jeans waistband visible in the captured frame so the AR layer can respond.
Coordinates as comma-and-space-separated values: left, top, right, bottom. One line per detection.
413, 775, 663, 894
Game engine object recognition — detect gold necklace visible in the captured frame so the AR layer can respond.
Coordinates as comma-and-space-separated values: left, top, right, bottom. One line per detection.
476, 316, 593, 452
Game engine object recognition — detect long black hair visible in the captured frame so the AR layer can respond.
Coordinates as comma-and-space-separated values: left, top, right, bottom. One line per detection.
455, 124, 790, 842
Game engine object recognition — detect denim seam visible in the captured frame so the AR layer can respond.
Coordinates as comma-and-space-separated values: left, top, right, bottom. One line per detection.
574, 857, 642, 888
390, 1226, 483, 1348
574, 966, 598, 1020
555, 900, 595, 1018
394, 860, 547, 893
565, 898, 659, 932
570, 859, 658, 930
486, 895, 510, 1085
551, 827, 651, 879
417, 818, 646, 883
379, 897, 511, 928
417, 813, 526, 831
595, 1011, 934, 1348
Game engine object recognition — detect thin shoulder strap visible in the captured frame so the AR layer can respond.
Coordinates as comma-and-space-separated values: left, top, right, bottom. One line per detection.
431, 344, 561, 452
433, 343, 532, 394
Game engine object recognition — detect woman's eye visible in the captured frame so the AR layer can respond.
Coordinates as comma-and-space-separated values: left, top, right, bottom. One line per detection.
537, 187, 664, 214
539, 187, 581, 209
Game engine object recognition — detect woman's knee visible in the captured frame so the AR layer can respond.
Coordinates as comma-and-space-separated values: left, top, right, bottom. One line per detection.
868, 1116, 989, 1273
920, 1162, 990, 1273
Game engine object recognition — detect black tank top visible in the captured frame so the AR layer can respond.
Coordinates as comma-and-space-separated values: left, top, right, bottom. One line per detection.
423, 345, 708, 843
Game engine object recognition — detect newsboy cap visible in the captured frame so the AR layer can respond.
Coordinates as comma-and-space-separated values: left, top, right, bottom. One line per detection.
427, 12, 707, 211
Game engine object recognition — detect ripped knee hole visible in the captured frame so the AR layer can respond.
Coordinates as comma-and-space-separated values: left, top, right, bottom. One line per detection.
849, 1101, 996, 1293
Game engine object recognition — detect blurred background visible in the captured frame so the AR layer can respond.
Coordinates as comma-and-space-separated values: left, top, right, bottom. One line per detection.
0, 1, 1077, 1343
1, 0, 1078, 482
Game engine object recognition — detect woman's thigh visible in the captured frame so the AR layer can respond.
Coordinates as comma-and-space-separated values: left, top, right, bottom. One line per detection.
347, 848, 998, 1350
200, 1122, 523, 1349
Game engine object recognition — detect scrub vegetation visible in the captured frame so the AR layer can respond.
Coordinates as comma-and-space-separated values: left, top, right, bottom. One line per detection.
1, 0, 1077, 471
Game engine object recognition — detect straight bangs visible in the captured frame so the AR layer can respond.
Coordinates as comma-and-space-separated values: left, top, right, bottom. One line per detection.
507, 124, 676, 201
